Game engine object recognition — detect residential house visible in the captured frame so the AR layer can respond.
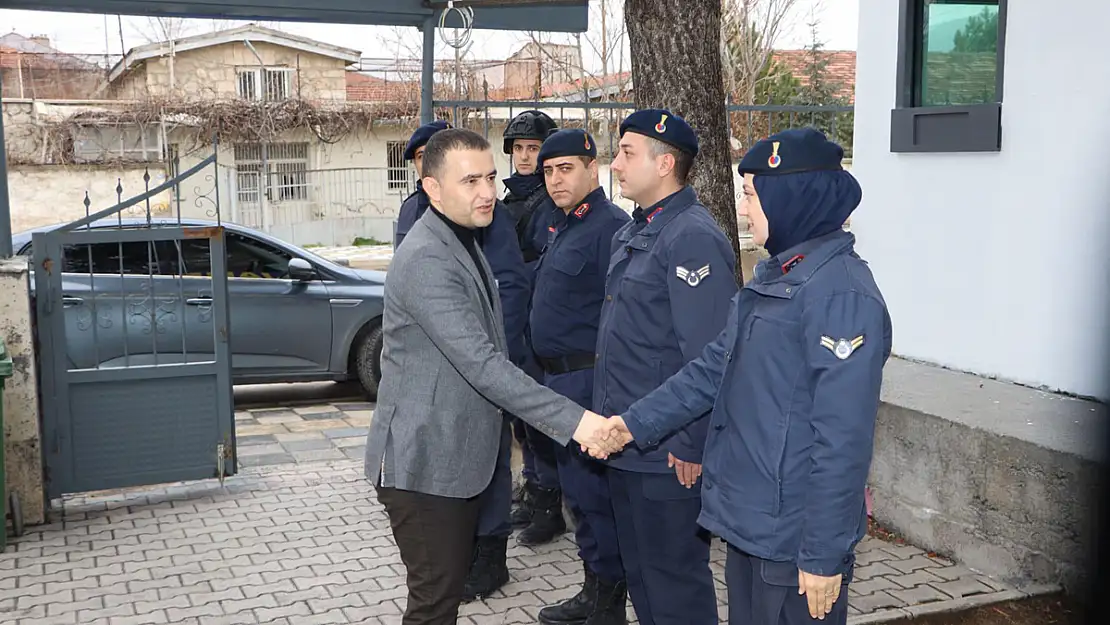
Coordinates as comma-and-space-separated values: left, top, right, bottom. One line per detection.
2, 25, 438, 246
0, 33, 104, 100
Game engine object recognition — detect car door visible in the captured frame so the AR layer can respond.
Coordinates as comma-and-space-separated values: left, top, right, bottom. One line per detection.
57, 238, 184, 370
172, 231, 333, 378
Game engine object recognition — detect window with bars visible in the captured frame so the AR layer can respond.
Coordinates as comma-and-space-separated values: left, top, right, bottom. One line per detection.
386, 141, 410, 191
73, 125, 163, 163
233, 143, 310, 204
235, 67, 295, 102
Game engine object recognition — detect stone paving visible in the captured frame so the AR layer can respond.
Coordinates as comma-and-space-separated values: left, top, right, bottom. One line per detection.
0, 446, 1053, 625
233, 403, 373, 469
314, 245, 393, 271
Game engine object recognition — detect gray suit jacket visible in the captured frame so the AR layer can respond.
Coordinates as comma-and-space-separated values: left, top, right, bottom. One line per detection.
365, 209, 584, 499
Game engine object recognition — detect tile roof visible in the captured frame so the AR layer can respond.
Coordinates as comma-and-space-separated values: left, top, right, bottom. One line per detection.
767, 49, 857, 103
345, 72, 419, 103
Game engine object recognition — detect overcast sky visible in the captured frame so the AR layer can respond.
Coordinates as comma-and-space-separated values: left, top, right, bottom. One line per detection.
0, 0, 859, 69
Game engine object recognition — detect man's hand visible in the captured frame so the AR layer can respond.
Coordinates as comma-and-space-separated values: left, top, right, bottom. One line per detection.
667, 452, 702, 488
798, 570, 843, 619
573, 411, 631, 459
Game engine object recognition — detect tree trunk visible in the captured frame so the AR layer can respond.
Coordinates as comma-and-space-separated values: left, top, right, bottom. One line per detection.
625, 0, 742, 280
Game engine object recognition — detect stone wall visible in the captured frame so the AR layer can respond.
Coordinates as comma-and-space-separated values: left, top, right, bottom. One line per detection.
2, 101, 39, 165
0, 257, 44, 526
5, 163, 172, 235
869, 358, 1104, 595
109, 42, 348, 102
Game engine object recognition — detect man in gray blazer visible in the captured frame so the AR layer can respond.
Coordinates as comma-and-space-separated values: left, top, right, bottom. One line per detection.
365, 128, 626, 625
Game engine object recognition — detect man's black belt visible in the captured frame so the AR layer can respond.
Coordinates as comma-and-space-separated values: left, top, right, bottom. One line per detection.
537, 352, 596, 375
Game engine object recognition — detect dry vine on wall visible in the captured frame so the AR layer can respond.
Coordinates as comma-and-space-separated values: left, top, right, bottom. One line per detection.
40, 97, 420, 164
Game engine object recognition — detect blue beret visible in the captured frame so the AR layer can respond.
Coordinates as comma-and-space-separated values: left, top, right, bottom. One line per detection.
619, 108, 698, 157
737, 127, 844, 176
403, 120, 452, 161
538, 128, 597, 168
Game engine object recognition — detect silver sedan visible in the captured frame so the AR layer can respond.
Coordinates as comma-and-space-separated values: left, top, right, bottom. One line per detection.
12, 218, 386, 398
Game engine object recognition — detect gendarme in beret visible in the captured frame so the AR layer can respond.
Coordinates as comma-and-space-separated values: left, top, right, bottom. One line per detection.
619, 108, 699, 157
538, 128, 597, 168
403, 120, 452, 161
737, 127, 845, 176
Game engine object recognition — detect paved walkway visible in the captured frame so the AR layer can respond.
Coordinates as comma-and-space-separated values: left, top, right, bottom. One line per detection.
0, 403, 1047, 625
234, 403, 372, 468
314, 245, 392, 271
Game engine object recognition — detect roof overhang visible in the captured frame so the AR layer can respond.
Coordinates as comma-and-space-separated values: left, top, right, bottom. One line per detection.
0, 0, 589, 31
106, 25, 362, 84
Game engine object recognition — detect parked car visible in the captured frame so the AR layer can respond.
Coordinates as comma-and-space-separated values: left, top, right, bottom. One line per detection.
12, 218, 386, 399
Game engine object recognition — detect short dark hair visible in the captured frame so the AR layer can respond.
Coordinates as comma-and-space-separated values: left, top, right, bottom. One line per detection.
648, 137, 694, 185
422, 128, 491, 181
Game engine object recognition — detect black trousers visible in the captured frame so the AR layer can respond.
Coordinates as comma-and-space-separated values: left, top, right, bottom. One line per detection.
376, 486, 482, 625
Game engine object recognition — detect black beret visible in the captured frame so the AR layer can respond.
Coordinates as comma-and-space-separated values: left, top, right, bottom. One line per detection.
538, 128, 597, 168
737, 127, 844, 176
403, 120, 452, 161
619, 108, 698, 157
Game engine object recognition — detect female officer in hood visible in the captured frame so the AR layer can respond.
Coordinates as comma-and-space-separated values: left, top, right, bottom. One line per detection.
607, 127, 893, 624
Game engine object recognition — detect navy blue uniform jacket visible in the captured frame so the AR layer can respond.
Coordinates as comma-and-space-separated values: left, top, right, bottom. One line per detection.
530, 186, 630, 359
622, 230, 892, 576
394, 185, 532, 367
593, 186, 738, 472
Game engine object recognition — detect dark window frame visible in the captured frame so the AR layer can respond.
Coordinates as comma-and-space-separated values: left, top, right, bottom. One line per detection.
891, 0, 1008, 153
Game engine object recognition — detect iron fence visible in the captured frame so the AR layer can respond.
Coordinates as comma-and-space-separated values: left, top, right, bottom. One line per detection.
433, 99, 854, 209
434, 99, 855, 159
229, 166, 411, 247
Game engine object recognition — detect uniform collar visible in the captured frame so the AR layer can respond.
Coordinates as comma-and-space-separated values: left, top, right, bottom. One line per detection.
503, 172, 544, 198
754, 229, 855, 285
631, 186, 696, 234
568, 186, 607, 221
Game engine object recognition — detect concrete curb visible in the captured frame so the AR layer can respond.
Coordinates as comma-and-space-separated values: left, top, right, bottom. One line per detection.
847, 583, 1062, 623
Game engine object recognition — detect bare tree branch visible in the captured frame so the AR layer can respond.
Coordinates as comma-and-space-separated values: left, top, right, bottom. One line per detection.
721, 0, 802, 104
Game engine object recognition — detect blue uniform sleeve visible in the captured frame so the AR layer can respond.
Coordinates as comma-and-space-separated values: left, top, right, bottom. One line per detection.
664, 231, 738, 464
796, 291, 891, 577
394, 193, 421, 250
621, 293, 739, 447
484, 204, 533, 366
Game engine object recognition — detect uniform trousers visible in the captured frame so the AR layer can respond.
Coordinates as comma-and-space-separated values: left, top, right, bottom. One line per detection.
607, 468, 717, 624
725, 546, 853, 625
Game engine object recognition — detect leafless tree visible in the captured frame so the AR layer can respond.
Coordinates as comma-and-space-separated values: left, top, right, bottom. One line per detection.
721, 0, 803, 105
522, 0, 630, 103
136, 17, 195, 44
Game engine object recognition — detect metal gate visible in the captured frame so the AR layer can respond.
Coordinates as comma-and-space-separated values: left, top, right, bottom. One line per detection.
31, 147, 236, 499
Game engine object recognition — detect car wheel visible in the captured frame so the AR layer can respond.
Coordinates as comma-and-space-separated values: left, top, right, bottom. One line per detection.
354, 322, 384, 400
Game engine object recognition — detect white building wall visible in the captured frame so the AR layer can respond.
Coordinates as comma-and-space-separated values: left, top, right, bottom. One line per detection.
852, 0, 1110, 399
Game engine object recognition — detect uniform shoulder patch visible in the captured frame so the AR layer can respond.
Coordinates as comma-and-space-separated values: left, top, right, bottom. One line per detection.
820, 335, 864, 360
675, 264, 711, 287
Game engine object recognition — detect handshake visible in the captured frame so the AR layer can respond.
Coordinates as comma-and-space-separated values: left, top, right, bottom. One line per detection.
573, 411, 633, 459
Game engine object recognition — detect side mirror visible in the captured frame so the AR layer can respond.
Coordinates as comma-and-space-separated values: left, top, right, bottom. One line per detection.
288, 258, 315, 281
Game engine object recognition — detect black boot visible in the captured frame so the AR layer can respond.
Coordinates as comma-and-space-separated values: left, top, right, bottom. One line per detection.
586, 577, 628, 625
461, 535, 510, 601
538, 564, 628, 625
516, 486, 566, 546
539, 564, 598, 624
510, 481, 535, 528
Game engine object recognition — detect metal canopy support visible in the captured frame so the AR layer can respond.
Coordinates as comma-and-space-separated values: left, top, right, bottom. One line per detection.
0, 70, 11, 258
0, 0, 589, 31
421, 14, 436, 125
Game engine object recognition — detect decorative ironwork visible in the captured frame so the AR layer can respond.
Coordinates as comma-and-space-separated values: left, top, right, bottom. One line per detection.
126, 281, 180, 335
74, 300, 115, 333
194, 174, 220, 219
